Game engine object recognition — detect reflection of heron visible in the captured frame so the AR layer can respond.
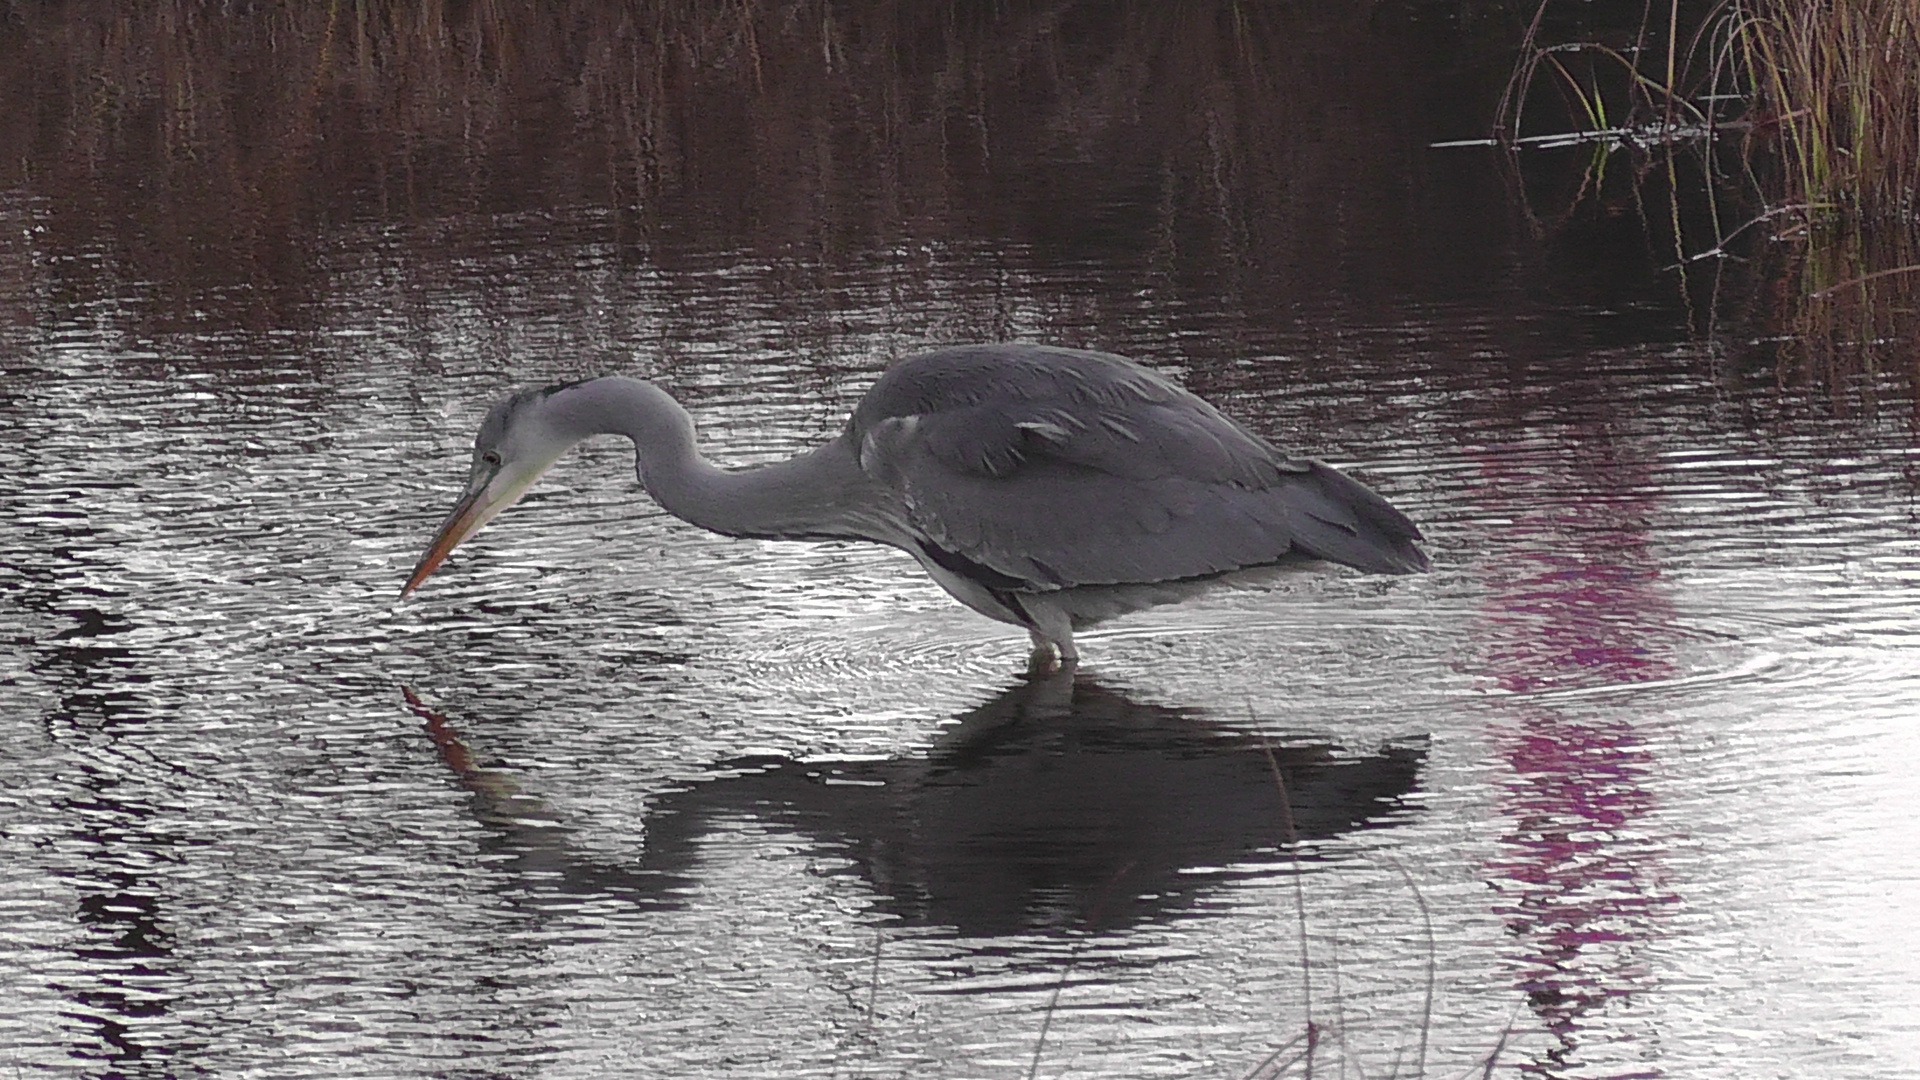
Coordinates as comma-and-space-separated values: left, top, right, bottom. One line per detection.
403, 675, 1426, 937
403, 344, 1427, 664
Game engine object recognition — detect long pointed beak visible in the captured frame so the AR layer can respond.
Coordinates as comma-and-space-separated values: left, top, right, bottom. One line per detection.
401, 455, 556, 597
401, 480, 494, 597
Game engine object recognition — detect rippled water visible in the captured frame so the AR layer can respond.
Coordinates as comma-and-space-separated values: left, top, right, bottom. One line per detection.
6, 6, 1920, 1069
5, 199, 1918, 1079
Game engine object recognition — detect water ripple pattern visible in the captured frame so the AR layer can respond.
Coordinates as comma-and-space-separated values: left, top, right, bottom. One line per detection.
2, 213, 1918, 1080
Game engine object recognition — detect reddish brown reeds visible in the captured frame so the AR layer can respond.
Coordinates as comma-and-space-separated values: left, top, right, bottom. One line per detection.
1496, 0, 1920, 410
1720, 0, 1920, 220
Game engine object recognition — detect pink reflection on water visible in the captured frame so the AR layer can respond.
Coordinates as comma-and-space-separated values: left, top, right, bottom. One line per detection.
1481, 557, 1669, 694
1469, 432, 1683, 1078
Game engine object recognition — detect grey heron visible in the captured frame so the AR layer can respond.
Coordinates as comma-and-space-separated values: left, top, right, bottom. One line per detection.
402, 343, 1428, 665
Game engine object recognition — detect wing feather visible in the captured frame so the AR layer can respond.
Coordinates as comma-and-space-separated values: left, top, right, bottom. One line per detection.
852, 344, 1426, 590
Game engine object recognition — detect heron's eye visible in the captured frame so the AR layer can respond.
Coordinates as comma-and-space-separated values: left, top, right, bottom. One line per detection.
480, 450, 502, 467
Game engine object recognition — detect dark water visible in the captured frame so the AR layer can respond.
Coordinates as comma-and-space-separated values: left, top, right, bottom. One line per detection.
4, 5, 1919, 1078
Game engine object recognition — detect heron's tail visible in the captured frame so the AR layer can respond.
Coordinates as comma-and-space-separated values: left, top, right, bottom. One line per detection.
1282, 461, 1429, 574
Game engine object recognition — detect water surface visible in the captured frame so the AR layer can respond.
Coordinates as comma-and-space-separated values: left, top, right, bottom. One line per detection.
3, 6, 1919, 1078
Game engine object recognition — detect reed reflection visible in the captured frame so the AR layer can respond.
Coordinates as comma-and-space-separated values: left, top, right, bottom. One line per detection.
404, 674, 1424, 938
4, 0, 1522, 342
1470, 424, 1682, 1076
28, 573, 187, 1076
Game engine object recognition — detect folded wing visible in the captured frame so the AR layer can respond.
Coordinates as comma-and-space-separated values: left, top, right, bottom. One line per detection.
851, 344, 1426, 592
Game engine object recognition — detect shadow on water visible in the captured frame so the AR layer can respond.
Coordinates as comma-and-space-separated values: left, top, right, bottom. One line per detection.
15, 493, 193, 1078
403, 675, 1425, 939
39, 623, 187, 1078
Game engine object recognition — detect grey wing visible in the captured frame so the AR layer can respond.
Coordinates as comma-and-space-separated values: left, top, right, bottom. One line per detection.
852, 346, 1427, 591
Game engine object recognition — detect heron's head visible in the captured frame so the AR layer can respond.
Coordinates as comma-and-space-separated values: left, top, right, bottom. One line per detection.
401, 385, 578, 597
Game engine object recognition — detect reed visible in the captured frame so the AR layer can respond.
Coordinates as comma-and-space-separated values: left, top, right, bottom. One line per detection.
1497, 0, 1920, 408
1727, 218, 1920, 411
1500, 0, 1920, 222
6, 0, 1468, 342
1720, 0, 1920, 220
1717, 0, 1920, 407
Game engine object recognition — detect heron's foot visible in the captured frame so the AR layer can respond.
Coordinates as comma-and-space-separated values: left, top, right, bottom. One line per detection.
1025, 632, 1078, 678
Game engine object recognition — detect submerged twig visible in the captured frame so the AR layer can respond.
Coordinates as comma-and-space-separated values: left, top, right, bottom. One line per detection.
1382, 855, 1436, 1080
1257, 727, 1313, 1047
1237, 1032, 1313, 1080
864, 928, 883, 1033
1026, 948, 1072, 1080
1477, 1009, 1519, 1079
1808, 264, 1920, 299
1665, 202, 1815, 265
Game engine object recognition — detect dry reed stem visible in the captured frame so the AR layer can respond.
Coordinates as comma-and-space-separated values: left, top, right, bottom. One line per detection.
1504, 0, 1919, 221
1726, 0, 1920, 217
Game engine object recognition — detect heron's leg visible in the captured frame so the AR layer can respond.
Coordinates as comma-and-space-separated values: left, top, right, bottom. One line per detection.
1021, 598, 1077, 674
1025, 628, 1077, 676
1025, 631, 1056, 670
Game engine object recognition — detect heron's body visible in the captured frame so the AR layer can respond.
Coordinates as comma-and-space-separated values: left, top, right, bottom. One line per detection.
404, 344, 1427, 664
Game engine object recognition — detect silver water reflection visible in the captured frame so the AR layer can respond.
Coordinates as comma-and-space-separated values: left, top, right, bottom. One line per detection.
406, 676, 1423, 938
5, 143, 1920, 1080
8, 239, 1919, 1075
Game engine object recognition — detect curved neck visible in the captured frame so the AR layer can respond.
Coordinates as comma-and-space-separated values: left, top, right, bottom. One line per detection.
545, 377, 896, 543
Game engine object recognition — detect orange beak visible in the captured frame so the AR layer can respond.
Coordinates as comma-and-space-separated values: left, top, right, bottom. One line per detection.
400, 481, 492, 597
401, 454, 551, 597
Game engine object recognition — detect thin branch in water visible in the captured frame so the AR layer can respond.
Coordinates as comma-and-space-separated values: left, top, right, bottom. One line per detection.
1248, 694, 1320, 1080
1663, 202, 1815, 266
1026, 947, 1072, 1080
1809, 264, 1920, 299
1476, 1009, 1519, 1080
1257, 726, 1314, 1058
1238, 1032, 1312, 1080
864, 927, 883, 1034
1027, 859, 1135, 1079
1381, 855, 1436, 1080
